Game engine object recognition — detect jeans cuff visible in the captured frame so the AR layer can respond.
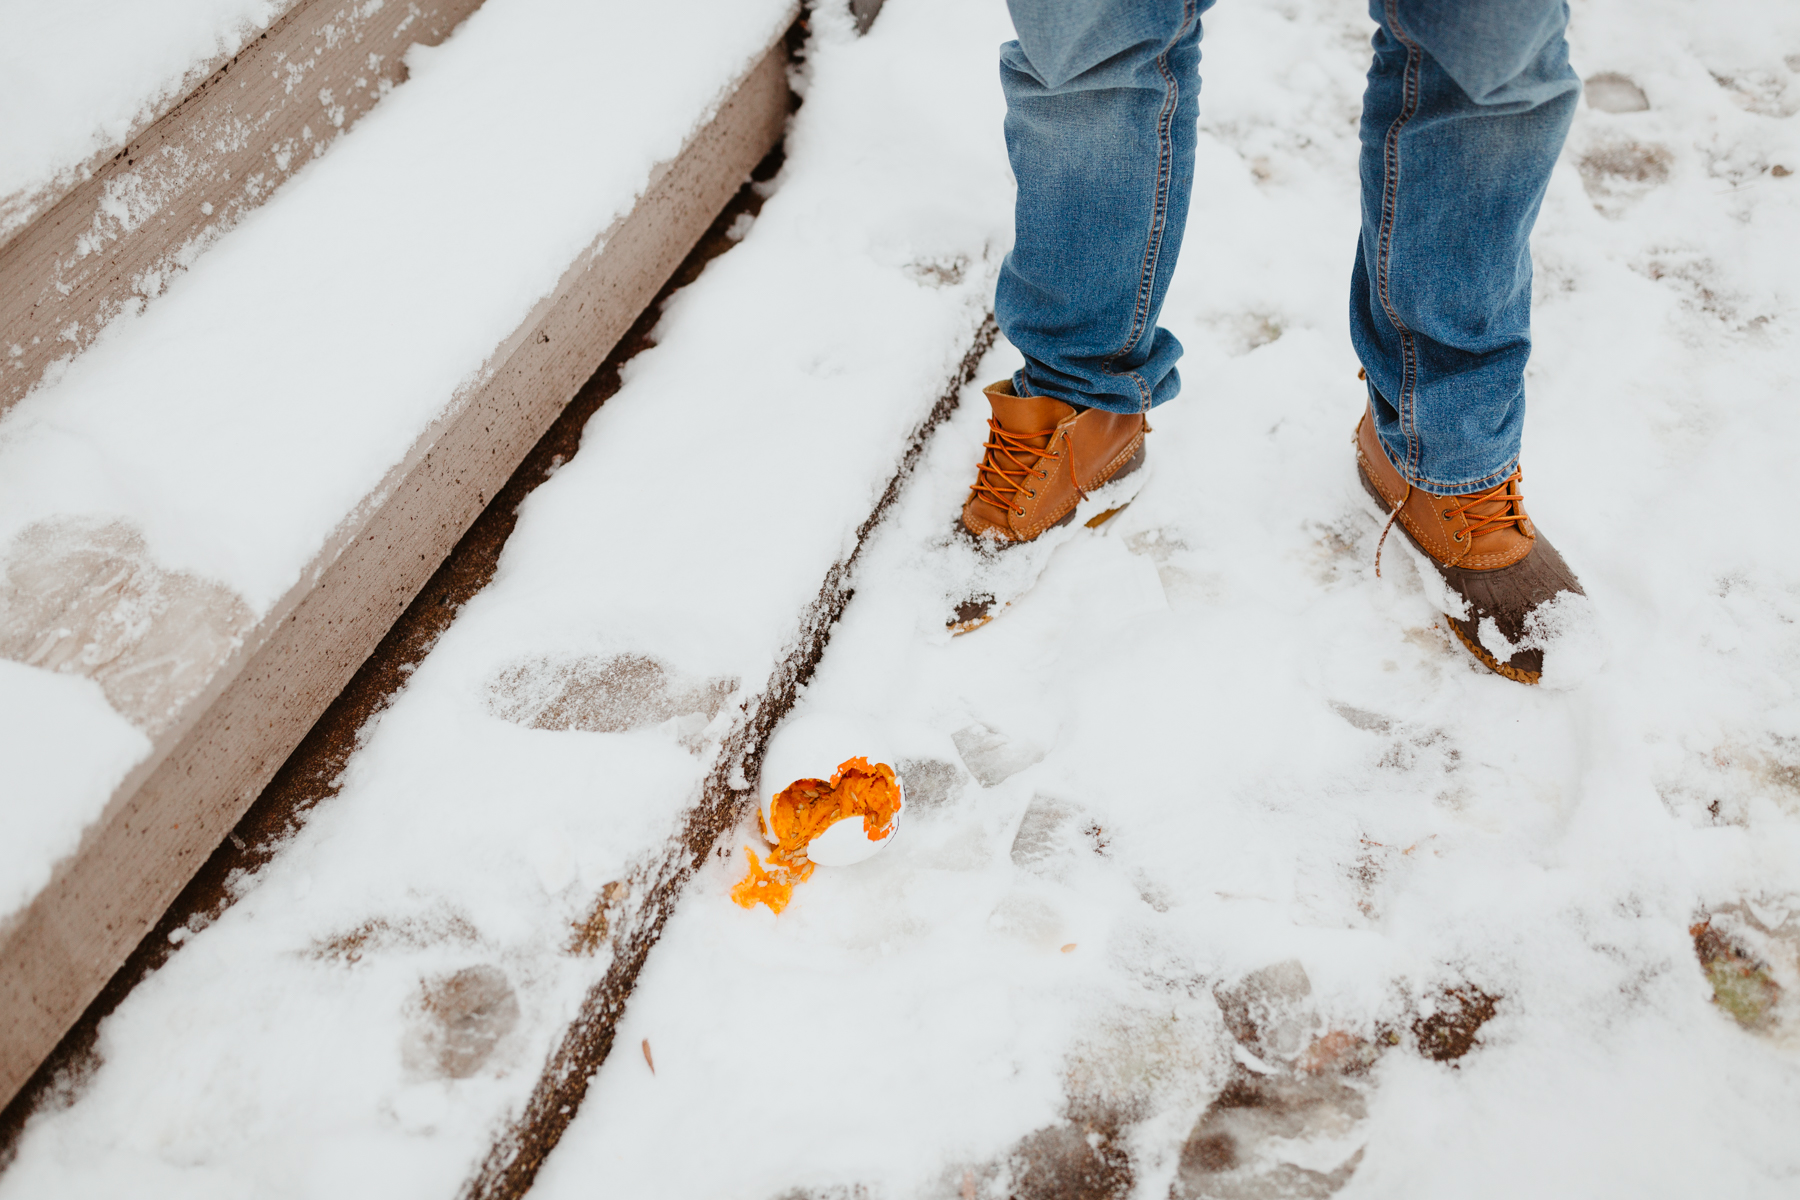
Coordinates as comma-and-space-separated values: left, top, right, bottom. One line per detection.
1374, 427, 1520, 497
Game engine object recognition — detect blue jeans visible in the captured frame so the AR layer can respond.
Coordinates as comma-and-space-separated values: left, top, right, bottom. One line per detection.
997, 0, 1580, 496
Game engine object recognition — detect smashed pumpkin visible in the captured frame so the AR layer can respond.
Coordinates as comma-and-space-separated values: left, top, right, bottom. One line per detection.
730, 756, 900, 914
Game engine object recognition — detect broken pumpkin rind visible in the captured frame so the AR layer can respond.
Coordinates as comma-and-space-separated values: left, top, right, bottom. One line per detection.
731, 756, 901, 913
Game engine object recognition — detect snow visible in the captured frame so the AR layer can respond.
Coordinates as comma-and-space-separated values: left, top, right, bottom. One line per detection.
0, 660, 149, 920
0, 0, 287, 241
6, 0, 1800, 1195
535, 0, 1800, 1194
0, 0, 795, 924
0, 0, 1001, 1189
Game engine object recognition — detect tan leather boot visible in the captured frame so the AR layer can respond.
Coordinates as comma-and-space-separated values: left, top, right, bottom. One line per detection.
961, 379, 1147, 543
1354, 410, 1585, 684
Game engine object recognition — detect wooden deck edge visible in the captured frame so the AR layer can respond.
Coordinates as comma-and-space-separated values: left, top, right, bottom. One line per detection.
0, 28, 794, 1110
0, 0, 486, 417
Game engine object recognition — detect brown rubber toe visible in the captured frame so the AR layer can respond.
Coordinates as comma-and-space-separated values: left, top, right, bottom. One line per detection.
1354, 409, 1585, 685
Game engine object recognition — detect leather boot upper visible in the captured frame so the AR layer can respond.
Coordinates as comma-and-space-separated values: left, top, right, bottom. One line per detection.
961, 380, 1146, 543
1354, 412, 1533, 571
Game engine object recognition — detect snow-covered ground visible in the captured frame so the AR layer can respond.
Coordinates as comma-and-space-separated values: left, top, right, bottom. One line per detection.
0, 0, 793, 926
527, 0, 1800, 1195
6, 0, 1800, 1196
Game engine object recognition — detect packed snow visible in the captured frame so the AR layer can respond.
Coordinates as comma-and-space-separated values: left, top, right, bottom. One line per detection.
0, 0, 287, 240
6, 0, 1800, 1196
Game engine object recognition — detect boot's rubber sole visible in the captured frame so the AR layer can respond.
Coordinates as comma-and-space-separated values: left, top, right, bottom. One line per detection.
1445, 619, 1538, 685
1355, 458, 1541, 686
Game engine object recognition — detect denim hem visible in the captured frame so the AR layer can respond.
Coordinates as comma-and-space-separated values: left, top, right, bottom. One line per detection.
1015, 365, 1171, 413
1373, 425, 1519, 497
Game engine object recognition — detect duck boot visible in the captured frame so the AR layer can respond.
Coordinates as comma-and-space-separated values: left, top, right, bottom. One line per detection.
961, 379, 1147, 544
1354, 410, 1585, 685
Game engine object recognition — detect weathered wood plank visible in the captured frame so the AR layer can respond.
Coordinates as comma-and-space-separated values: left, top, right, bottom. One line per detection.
0, 0, 484, 416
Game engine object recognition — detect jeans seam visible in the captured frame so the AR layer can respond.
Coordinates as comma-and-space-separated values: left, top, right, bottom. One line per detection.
1376, 0, 1423, 478
1103, 0, 1196, 413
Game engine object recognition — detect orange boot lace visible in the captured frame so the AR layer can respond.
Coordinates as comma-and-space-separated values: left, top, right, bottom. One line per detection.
1442, 470, 1529, 544
1376, 469, 1528, 576
969, 420, 1080, 519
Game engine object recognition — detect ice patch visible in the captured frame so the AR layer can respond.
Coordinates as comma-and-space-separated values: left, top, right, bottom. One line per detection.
487, 653, 738, 738
952, 722, 1047, 787
0, 515, 254, 735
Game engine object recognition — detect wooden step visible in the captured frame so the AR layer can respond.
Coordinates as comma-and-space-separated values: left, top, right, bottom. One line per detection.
0, 15, 795, 1111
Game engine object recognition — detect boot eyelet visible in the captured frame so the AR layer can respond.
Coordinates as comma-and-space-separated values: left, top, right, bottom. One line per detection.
1441, 509, 1454, 520
1015, 507, 1026, 516
1028, 489, 1037, 498
1453, 532, 1464, 541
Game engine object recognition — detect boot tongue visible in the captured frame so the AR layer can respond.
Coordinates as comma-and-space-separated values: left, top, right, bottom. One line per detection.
1458, 482, 1534, 556
984, 381, 1075, 445
964, 381, 1076, 531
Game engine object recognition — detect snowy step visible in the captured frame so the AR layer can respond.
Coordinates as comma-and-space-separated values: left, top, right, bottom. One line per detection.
0, 0, 485, 415
0, 0, 797, 1109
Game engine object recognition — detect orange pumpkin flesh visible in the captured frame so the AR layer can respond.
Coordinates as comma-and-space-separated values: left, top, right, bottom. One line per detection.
730, 756, 900, 913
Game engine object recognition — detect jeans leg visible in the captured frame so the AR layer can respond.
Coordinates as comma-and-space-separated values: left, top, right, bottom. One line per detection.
1350, 0, 1580, 494
997, 0, 1209, 415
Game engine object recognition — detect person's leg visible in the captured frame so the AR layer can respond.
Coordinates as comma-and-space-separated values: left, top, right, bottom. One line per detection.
1348, 0, 1598, 686
1350, 0, 1580, 494
997, 0, 1210, 414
